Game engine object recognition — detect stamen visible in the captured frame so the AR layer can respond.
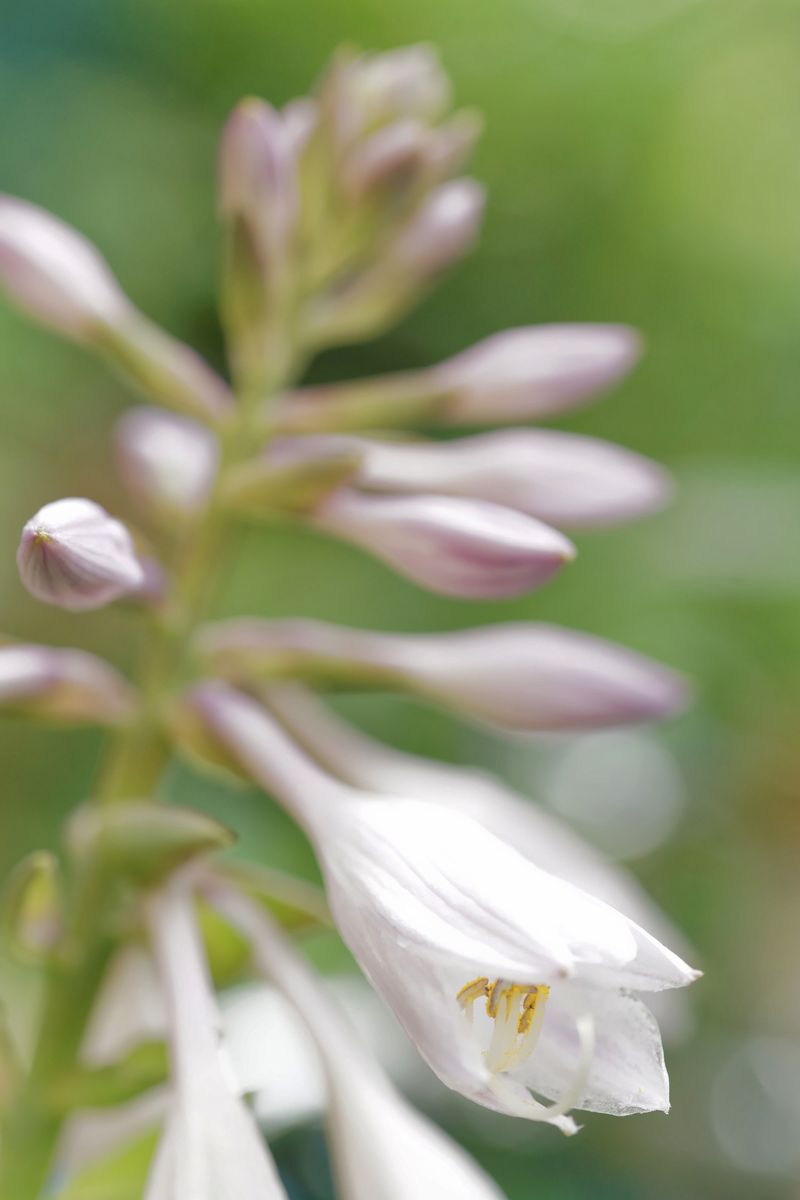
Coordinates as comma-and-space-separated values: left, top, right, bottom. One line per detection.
456, 976, 489, 1024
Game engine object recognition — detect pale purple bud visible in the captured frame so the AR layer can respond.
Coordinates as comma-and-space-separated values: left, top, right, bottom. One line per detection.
321, 429, 670, 529
0, 642, 138, 724
341, 120, 428, 199
219, 99, 297, 249
17, 498, 145, 611
114, 407, 219, 519
196, 618, 689, 733
0, 196, 130, 339
281, 98, 318, 155
314, 489, 574, 599
356, 45, 451, 124
389, 179, 484, 275
436, 325, 642, 423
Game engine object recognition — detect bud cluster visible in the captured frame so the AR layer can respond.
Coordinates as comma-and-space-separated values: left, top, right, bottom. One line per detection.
0, 43, 698, 1200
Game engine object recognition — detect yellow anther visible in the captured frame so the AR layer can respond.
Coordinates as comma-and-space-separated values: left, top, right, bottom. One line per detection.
518, 985, 549, 1035
456, 977, 490, 1007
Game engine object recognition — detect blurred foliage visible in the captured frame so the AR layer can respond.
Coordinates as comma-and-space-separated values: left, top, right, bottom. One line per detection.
1, 0, 800, 1196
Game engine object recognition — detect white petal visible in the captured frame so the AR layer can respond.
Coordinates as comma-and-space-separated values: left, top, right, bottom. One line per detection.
211, 884, 507, 1199
520, 985, 670, 1115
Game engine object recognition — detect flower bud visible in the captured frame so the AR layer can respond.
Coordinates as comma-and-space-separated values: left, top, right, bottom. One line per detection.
0, 196, 130, 338
351, 45, 451, 125
0, 642, 138, 725
388, 178, 485, 276
317, 429, 670, 529
435, 324, 642, 423
314, 489, 574, 599
17, 498, 145, 611
114, 407, 219, 520
196, 618, 689, 733
219, 99, 297, 247
223, 438, 363, 517
66, 802, 235, 885
0, 851, 64, 963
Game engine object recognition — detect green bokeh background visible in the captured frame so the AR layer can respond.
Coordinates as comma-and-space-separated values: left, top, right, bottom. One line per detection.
2, 0, 800, 1196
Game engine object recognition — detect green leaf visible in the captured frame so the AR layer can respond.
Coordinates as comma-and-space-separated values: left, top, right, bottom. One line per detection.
57, 1131, 158, 1200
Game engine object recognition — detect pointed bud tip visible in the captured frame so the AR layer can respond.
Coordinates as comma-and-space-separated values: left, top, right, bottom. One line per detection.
17, 497, 145, 612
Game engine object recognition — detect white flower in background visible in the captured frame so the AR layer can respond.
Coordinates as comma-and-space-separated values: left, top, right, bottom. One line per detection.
144, 880, 287, 1200
209, 882, 509, 1199
114, 407, 219, 520
17, 498, 145, 611
189, 684, 700, 1134
314, 488, 574, 599
196, 617, 688, 732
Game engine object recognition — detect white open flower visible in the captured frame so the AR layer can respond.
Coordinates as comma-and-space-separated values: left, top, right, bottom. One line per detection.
209, 883, 508, 1200
196, 617, 688, 733
144, 880, 287, 1200
189, 684, 700, 1135
263, 684, 692, 958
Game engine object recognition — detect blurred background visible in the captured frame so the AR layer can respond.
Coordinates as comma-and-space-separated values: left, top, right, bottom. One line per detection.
1, 0, 800, 1196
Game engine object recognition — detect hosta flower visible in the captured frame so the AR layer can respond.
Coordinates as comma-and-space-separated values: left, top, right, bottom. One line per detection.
314, 488, 574, 598
263, 684, 692, 958
287, 428, 669, 529
274, 323, 640, 434
196, 617, 688, 732
0, 641, 137, 724
17, 498, 145, 611
189, 684, 700, 1133
144, 879, 287, 1200
209, 883, 508, 1200
114, 408, 219, 520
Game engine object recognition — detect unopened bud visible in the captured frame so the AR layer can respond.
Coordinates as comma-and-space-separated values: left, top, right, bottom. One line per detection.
0, 196, 130, 339
223, 437, 363, 516
327, 429, 670, 529
67, 802, 235, 885
436, 324, 642, 423
0, 642, 138, 725
196, 617, 690, 734
114, 407, 218, 520
0, 198, 233, 425
353, 45, 451, 125
219, 99, 297, 247
314, 488, 574, 599
18, 498, 145, 611
1, 851, 64, 963
388, 178, 484, 275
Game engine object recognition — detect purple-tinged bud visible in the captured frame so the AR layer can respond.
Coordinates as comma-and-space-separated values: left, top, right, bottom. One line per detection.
0, 197, 233, 425
219, 99, 297, 251
314, 429, 670, 529
0, 196, 130, 339
281, 98, 318, 155
0, 642, 138, 725
114, 407, 219, 520
312, 489, 575, 598
341, 120, 428, 200
195, 618, 689, 733
17, 498, 145, 611
355, 45, 451, 124
389, 178, 484, 275
435, 325, 642, 423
